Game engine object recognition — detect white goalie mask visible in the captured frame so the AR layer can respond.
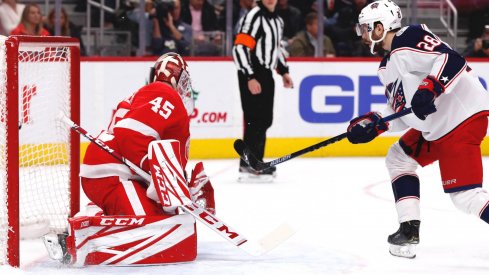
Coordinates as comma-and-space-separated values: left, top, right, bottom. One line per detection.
356, 0, 402, 54
151, 52, 195, 116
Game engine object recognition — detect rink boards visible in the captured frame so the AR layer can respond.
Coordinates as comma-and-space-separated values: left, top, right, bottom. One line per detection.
77, 57, 489, 159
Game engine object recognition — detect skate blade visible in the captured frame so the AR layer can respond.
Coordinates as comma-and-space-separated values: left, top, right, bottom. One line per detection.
238, 173, 274, 183
42, 234, 64, 260
389, 244, 416, 259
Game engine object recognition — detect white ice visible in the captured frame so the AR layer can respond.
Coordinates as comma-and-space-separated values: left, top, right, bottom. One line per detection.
2, 157, 489, 275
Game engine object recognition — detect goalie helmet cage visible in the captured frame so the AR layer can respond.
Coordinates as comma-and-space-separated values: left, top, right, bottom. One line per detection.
0, 36, 80, 267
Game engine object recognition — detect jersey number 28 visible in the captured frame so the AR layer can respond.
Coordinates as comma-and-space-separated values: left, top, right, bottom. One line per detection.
416, 35, 441, 51
149, 97, 175, 119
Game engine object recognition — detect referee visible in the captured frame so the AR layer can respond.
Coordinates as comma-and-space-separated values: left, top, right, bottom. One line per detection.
233, 0, 293, 180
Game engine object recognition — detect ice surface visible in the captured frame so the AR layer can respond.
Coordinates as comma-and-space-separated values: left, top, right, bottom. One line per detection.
2, 157, 489, 275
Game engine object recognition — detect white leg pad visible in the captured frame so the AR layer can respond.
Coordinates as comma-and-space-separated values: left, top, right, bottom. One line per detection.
385, 142, 419, 181
67, 214, 197, 266
450, 188, 489, 217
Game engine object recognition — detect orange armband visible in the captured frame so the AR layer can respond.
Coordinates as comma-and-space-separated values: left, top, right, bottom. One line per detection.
234, 33, 256, 50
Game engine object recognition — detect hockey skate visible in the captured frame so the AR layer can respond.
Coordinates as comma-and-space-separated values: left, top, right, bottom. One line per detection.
387, 220, 420, 259
238, 165, 275, 183
43, 233, 72, 264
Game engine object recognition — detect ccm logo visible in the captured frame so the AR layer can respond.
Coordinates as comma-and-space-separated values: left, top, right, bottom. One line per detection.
100, 218, 145, 226
152, 164, 171, 205
442, 179, 457, 186
186, 204, 239, 239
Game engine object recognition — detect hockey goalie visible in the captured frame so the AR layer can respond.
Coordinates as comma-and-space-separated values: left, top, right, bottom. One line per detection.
43, 53, 215, 266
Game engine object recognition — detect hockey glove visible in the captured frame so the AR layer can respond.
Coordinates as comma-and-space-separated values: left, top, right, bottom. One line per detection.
411, 76, 445, 120
347, 112, 389, 144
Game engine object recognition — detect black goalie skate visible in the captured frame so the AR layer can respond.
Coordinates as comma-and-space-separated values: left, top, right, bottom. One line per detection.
387, 220, 420, 259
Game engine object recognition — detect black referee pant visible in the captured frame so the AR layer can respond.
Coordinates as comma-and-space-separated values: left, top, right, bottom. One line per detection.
238, 66, 275, 168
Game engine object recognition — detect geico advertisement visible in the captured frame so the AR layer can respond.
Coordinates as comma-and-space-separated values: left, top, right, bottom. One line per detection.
80, 60, 489, 139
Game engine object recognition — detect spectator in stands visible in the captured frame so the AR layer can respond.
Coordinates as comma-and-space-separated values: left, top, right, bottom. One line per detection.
326, 2, 370, 57
10, 4, 50, 36
152, 0, 192, 56
276, 0, 302, 41
288, 0, 315, 17
289, 12, 335, 57
181, 0, 219, 36
463, 25, 489, 58
454, 0, 489, 41
209, 0, 225, 25
217, 0, 255, 35
126, 0, 156, 55
0, 0, 25, 36
181, 0, 221, 55
45, 7, 86, 56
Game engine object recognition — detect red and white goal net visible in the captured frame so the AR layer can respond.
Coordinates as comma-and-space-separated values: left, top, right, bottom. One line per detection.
0, 36, 80, 267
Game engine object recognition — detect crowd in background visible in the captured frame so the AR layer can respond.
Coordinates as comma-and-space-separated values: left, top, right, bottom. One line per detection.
2, 0, 489, 58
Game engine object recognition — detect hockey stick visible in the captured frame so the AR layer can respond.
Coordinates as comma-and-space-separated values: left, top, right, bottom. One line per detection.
60, 115, 293, 256
235, 108, 413, 171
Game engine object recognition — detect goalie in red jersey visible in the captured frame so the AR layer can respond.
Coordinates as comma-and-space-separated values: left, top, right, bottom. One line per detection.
43, 52, 215, 266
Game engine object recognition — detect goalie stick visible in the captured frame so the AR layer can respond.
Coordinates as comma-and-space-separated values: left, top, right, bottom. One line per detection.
60, 115, 293, 256
235, 108, 413, 171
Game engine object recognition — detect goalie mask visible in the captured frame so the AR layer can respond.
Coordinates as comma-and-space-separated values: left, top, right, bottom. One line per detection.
150, 52, 195, 116
356, 0, 402, 54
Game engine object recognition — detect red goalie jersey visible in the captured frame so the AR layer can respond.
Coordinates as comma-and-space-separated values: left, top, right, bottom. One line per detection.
80, 81, 190, 216
82, 81, 190, 180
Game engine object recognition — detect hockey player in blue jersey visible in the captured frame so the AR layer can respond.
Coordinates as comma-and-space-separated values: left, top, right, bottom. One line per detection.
346, 0, 489, 258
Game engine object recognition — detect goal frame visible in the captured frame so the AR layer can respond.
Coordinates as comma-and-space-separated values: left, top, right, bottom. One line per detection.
3, 35, 80, 267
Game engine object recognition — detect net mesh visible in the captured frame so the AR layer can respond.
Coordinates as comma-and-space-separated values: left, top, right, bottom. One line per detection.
0, 38, 74, 265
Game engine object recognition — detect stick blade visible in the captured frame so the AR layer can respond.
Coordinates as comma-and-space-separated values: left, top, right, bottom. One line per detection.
239, 223, 296, 256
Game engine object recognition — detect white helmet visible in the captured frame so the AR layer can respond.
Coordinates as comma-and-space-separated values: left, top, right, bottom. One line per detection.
356, 0, 402, 54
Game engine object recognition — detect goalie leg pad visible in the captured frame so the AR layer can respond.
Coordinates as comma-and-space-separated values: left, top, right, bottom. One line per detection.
63, 214, 197, 267
147, 140, 192, 213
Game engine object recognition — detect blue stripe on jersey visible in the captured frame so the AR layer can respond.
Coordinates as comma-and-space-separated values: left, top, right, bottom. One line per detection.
481, 203, 489, 223
379, 53, 390, 69
392, 175, 420, 202
392, 25, 466, 86
437, 52, 466, 86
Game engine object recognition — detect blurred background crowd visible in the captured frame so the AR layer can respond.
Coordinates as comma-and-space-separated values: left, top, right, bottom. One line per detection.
2, 0, 489, 58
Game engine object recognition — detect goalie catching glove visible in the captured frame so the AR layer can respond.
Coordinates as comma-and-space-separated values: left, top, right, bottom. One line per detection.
189, 162, 215, 215
411, 75, 445, 120
347, 112, 389, 144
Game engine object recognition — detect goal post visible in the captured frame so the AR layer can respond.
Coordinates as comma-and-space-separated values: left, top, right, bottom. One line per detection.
0, 36, 80, 267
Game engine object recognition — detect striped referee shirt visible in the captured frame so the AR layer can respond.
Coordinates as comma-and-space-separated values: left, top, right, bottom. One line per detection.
232, 1, 289, 79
